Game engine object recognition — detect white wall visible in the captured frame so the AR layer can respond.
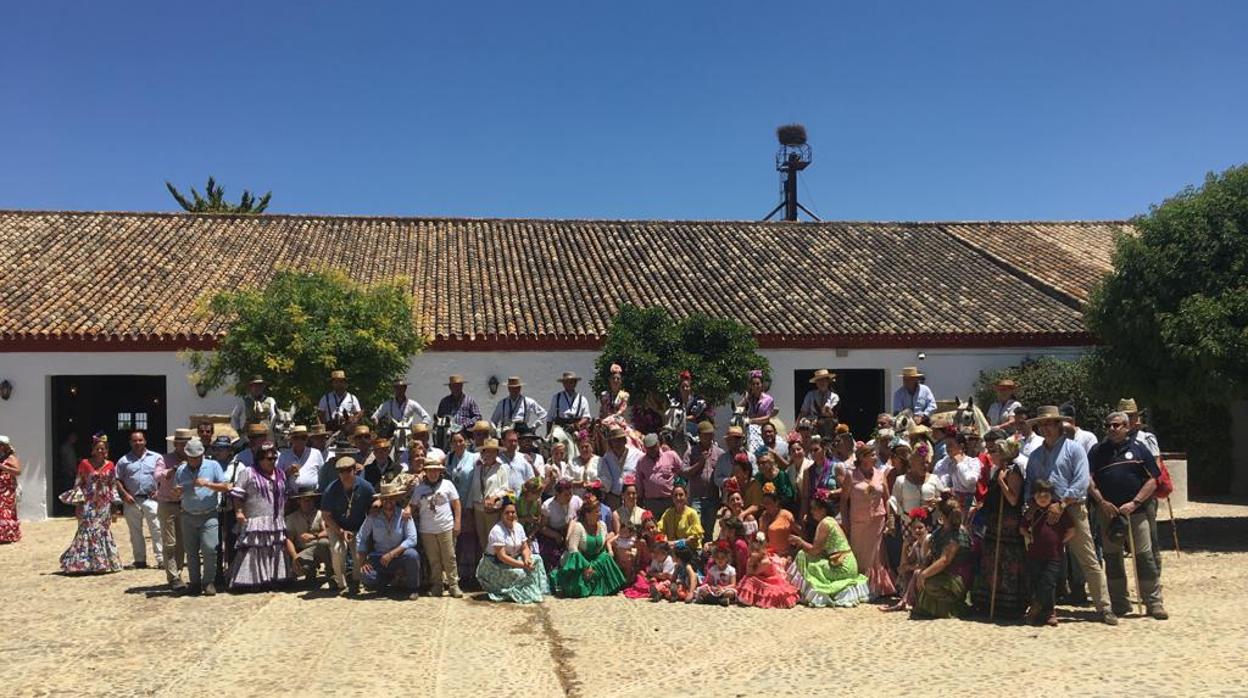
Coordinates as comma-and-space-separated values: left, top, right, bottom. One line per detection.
0, 344, 1084, 521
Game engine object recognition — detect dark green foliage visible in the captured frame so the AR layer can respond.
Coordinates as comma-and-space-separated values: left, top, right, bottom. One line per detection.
591, 305, 769, 411
974, 356, 1114, 438
186, 269, 425, 419
166, 176, 272, 213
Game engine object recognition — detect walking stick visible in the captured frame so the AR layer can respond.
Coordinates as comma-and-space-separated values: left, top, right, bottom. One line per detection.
1125, 516, 1145, 616
989, 494, 1004, 621
1165, 497, 1181, 557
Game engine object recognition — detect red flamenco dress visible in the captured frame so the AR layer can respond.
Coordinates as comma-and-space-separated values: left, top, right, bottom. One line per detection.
59, 459, 123, 574
0, 455, 20, 543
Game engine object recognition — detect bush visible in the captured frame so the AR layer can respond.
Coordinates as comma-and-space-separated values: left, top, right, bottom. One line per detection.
974, 356, 1113, 438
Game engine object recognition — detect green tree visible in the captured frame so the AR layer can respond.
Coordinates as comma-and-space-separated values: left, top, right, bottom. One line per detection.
186, 269, 425, 419
166, 176, 272, 213
1084, 163, 1248, 492
591, 305, 769, 411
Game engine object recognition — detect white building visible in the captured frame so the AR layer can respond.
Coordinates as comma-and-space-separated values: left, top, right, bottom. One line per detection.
0, 211, 1123, 520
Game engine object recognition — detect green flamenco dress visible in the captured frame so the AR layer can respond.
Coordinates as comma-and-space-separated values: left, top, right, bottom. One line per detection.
786, 516, 870, 607
554, 530, 627, 598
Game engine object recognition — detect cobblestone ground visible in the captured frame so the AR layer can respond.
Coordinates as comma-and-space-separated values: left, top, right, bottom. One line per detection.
2, 500, 1246, 697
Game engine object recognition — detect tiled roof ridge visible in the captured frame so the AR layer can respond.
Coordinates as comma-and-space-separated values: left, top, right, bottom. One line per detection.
940, 228, 1085, 311
0, 208, 1132, 227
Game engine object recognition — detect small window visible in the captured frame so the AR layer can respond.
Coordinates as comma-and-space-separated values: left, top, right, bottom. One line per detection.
116, 412, 132, 431
134, 412, 148, 430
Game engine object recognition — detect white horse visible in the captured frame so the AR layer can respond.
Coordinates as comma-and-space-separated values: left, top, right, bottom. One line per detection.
661, 396, 689, 458
272, 403, 297, 449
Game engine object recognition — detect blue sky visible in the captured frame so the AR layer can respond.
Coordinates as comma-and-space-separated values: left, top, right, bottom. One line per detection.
2, 1, 1245, 221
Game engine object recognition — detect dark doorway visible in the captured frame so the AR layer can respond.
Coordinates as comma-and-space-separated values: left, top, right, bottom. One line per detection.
792, 369, 885, 441
49, 376, 166, 516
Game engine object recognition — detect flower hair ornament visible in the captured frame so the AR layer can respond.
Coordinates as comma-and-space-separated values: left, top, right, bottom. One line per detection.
907, 507, 929, 521
641, 509, 655, 522
679, 370, 692, 382
610, 363, 623, 375
722, 478, 740, 494
715, 539, 731, 552
576, 429, 591, 442
761, 481, 777, 495
813, 488, 835, 504
748, 369, 764, 380
672, 475, 689, 490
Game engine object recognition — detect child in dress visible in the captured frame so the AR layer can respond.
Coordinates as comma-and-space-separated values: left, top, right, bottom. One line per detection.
716, 488, 759, 538
736, 532, 800, 609
696, 542, 738, 606
613, 519, 639, 579
882, 508, 930, 613
645, 538, 677, 601
1020, 480, 1074, 627
669, 541, 699, 603
621, 515, 661, 599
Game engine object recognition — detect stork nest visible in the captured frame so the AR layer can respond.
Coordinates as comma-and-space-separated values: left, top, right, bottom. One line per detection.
776, 123, 807, 146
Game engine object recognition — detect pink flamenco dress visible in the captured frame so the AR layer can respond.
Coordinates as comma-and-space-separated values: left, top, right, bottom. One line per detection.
736, 552, 799, 609
59, 459, 123, 574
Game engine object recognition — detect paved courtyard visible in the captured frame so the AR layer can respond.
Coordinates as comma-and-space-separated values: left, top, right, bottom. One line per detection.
3, 501, 1247, 697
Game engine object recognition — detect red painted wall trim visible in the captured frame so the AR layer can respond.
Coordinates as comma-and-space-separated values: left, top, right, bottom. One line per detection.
0, 332, 1095, 353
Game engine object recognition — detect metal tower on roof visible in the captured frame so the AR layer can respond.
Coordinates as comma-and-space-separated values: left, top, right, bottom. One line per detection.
762, 124, 820, 222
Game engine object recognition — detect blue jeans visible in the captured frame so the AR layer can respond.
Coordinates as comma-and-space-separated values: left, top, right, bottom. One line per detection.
361, 549, 422, 591
179, 510, 219, 588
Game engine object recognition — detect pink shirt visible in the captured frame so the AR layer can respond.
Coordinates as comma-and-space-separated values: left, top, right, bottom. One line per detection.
636, 449, 682, 500
154, 450, 184, 503
847, 467, 888, 524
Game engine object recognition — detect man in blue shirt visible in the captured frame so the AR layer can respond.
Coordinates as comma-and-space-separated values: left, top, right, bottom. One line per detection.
891, 367, 936, 417
115, 431, 165, 569
356, 481, 421, 599
321, 456, 376, 595
1025, 406, 1115, 625
175, 438, 230, 595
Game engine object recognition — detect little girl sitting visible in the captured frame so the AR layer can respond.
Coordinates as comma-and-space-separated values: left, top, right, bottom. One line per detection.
736, 532, 800, 609
882, 508, 930, 613
696, 541, 738, 606
644, 538, 677, 601
668, 541, 699, 603
621, 516, 661, 599
613, 519, 640, 579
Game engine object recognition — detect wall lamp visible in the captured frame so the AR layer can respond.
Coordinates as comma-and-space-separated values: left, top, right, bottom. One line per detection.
0, 380, 11, 401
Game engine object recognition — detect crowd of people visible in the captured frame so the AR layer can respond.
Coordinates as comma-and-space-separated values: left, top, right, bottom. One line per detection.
16, 365, 1172, 626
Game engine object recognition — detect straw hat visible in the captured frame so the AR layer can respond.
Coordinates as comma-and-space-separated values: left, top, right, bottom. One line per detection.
1117, 398, 1139, 414
391, 376, 409, 386
374, 481, 408, 501
899, 367, 924, 379
994, 378, 1017, 389
371, 437, 392, 450
607, 426, 627, 441
290, 485, 321, 500
333, 456, 357, 472
184, 438, 206, 458
471, 420, 492, 433
726, 425, 745, 438
447, 374, 466, 386
557, 371, 580, 383
352, 425, 372, 438
411, 423, 430, 436
308, 422, 330, 437
166, 427, 196, 443
506, 376, 524, 389
247, 375, 266, 386
245, 424, 268, 438
288, 425, 309, 438
422, 457, 446, 470
808, 369, 836, 384
1028, 405, 1066, 426
330, 370, 347, 381
697, 421, 715, 435
479, 438, 501, 453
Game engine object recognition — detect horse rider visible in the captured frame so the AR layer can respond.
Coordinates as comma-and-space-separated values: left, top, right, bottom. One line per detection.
230, 376, 277, 435
673, 370, 713, 440
317, 370, 363, 433
798, 369, 840, 438
435, 374, 483, 433
892, 366, 936, 417
372, 377, 432, 432
548, 371, 592, 435
490, 376, 547, 434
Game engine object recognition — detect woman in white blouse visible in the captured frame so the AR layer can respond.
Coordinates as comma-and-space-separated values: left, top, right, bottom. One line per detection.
474, 496, 549, 604
889, 446, 946, 528
562, 433, 600, 497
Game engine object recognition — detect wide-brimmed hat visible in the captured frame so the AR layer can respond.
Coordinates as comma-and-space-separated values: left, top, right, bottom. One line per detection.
333, 456, 357, 472
166, 428, 196, 443
245, 423, 268, 438
247, 375, 266, 386
906, 424, 932, 439
411, 423, 430, 436
480, 438, 501, 452
391, 376, 409, 386
726, 425, 744, 438
697, 421, 715, 435
371, 437, 392, 450
330, 370, 347, 381
994, 378, 1017, 389
1028, 405, 1066, 426
308, 422, 330, 437
447, 374, 466, 386
471, 420, 492, 433
374, 481, 408, 501
506, 376, 524, 389
352, 425, 372, 438
290, 485, 321, 500
808, 369, 836, 384
607, 426, 627, 441
288, 425, 309, 438
1117, 398, 1139, 414
423, 457, 446, 470
557, 371, 580, 383
899, 367, 924, 379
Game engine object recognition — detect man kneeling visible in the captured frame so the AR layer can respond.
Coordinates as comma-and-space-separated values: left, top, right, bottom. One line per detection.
356, 481, 422, 599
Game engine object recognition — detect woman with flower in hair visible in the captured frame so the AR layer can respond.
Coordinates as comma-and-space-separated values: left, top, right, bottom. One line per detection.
599, 363, 633, 433
737, 532, 800, 609
673, 370, 714, 440
753, 452, 795, 512
476, 495, 549, 603
657, 481, 703, 549
713, 480, 758, 539
913, 497, 972, 618
786, 490, 870, 607
59, 435, 123, 574
759, 483, 799, 561
970, 438, 1027, 619
740, 369, 777, 455
554, 493, 626, 597
882, 507, 931, 613
621, 513, 662, 598
842, 443, 896, 600
888, 444, 945, 530
564, 431, 599, 497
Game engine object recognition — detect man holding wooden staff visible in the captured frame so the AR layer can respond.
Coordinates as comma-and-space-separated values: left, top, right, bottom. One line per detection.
1088, 411, 1169, 620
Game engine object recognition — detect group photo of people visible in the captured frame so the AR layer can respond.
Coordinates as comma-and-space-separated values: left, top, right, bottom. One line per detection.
13, 364, 1171, 627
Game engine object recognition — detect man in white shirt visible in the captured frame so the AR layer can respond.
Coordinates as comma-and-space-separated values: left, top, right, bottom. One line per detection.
491, 376, 547, 433
317, 370, 362, 432
466, 439, 510, 553
372, 377, 431, 428
1060, 403, 1099, 454
547, 371, 591, 434
1011, 407, 1045, 459
598, 426, 642, 506
498, 428, 539, 494
277, 425, 325, 492
987, 378, 1022, 430
230, 376, 277, 433
798, 369, 840, 423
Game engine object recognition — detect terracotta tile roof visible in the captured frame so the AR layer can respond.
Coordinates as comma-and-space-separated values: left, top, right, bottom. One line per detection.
0, 211, 1123, 349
